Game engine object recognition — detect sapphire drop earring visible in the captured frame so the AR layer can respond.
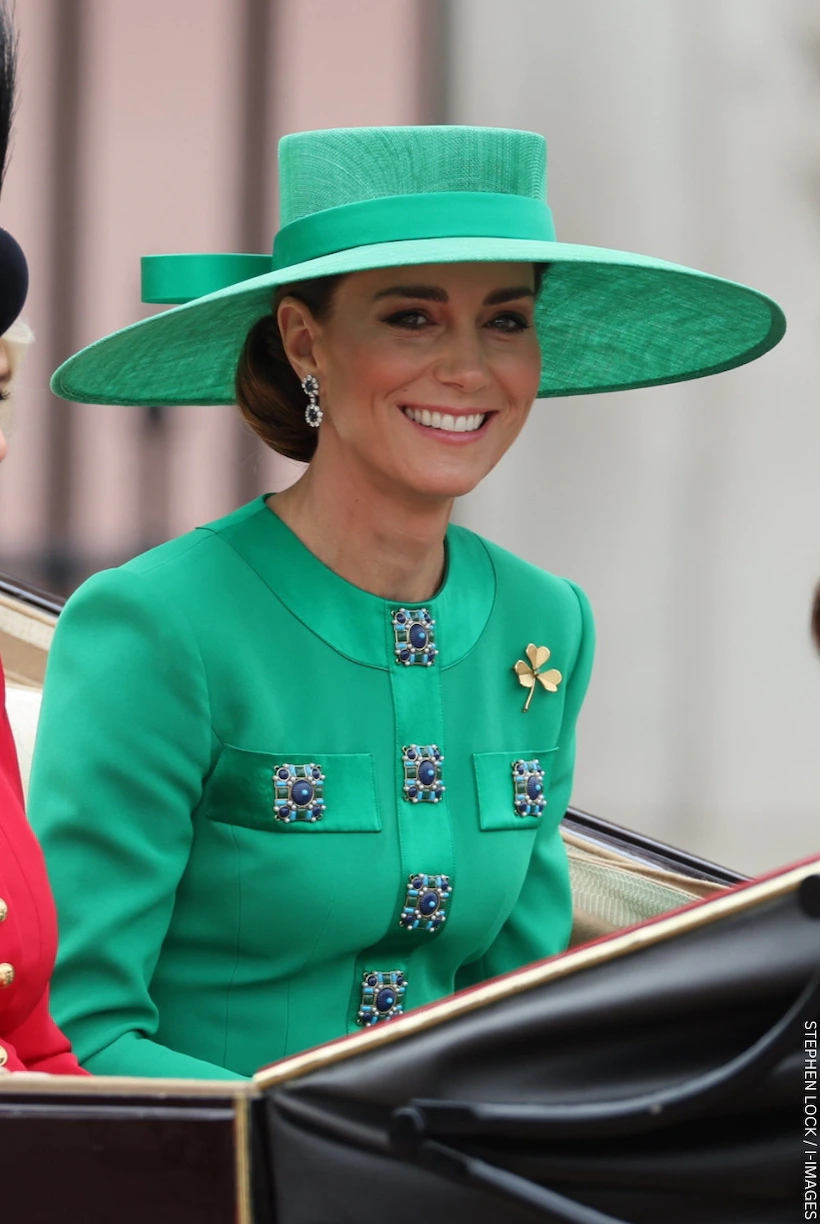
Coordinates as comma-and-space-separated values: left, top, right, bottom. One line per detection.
302, 374, 322, 427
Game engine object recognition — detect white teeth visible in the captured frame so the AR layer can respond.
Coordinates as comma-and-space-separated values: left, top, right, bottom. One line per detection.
403, 407, 486, 433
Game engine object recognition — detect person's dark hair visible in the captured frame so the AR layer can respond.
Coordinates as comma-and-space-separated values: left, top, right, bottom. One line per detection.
0, 0, 18, 190
235, 262, 552, 463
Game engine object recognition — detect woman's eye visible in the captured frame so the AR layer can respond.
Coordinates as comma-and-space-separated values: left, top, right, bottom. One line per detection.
382, 309, 431, 330
488, 311, 530, 333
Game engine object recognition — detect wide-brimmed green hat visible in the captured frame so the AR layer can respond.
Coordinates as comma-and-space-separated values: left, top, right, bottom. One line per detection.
51, 125, 785, 406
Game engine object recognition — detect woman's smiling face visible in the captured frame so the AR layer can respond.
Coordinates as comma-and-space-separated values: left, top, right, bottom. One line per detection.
278, 261, 542, 502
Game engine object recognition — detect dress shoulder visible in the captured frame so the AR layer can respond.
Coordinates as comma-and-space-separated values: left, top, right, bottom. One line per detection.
452, 524, 589, 615
65, 498, 272, 614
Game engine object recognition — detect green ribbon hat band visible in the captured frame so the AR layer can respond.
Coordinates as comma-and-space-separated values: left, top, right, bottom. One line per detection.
142, 191, 557, 305
273, 191, 556, 269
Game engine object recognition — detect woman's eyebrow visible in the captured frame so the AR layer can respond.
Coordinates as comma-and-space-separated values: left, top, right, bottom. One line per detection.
371, 284, 535, 305
483, 286, 535, 305
371, 284, 448, 303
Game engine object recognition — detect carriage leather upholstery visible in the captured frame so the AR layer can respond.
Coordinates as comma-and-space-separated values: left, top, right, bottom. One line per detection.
259, 865, 817, 1223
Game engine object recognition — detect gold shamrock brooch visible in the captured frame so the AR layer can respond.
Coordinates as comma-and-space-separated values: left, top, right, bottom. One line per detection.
514, 644, 563, 712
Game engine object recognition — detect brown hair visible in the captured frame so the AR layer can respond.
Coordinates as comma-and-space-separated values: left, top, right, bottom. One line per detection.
235, 263, 551, 463
235, 275, 343, 463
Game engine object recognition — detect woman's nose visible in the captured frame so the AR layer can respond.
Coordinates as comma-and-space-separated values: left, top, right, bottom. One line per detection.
432, 327, 490, 392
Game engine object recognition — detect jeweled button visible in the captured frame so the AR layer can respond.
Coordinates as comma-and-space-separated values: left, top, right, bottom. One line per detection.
0, 963, 14, 987
402, 745, 445, 804
511, 758, 547, 818
357, 969, 407, 1026
273, 762, 326, 823
0, 897, 7, 923
392, 608, 437, 666
399, 873, 453, 932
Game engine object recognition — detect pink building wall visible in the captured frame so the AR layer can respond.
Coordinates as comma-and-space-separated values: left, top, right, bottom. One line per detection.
0, 0, 440, 591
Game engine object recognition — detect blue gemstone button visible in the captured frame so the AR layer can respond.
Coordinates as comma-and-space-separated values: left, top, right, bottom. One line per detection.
511, 759, 546, 818
291, 780, 314, 806
418, 760, 436, 786
272, 762, 326, 824
376, 988, 397, 1012
402, 745, 445, 804
409, 623, 428, 649
399, 873, 453, 933
392, 608, 438, 666
357, 970, 407, 1026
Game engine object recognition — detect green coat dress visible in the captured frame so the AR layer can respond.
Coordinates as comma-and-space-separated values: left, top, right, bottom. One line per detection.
28, 497, 594, 1081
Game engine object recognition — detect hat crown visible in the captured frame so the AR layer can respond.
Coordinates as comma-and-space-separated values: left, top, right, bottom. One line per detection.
278, 126, 548, 227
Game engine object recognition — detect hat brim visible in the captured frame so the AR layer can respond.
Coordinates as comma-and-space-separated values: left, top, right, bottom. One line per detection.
50, 237, 785, 406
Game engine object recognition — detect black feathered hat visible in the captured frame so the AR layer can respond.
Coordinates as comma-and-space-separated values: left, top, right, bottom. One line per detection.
0, 2, 27, 335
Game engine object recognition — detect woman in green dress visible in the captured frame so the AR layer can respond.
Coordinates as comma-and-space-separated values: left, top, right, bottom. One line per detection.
27, 125, 784, 1080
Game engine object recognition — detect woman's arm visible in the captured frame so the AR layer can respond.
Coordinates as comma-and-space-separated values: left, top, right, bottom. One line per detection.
456, 581, 595, 988
28, 566, 246, 1081
2, 987, 89, 1074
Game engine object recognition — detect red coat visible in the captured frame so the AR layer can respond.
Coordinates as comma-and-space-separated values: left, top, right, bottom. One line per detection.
0, 662, 86, 1073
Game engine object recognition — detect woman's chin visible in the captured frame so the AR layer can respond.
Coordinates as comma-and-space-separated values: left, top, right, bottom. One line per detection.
394, 465, 490, 502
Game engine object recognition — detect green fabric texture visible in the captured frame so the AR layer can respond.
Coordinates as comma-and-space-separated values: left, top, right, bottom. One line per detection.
28, 497, 594, 1080
49, 125, 785, 407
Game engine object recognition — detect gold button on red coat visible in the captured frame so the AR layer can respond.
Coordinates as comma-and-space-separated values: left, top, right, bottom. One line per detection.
0, 897, 7, 922
0, 963, 14, 987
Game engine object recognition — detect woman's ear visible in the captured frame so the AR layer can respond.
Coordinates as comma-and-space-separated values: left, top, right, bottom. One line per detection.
277, 296, 321, 383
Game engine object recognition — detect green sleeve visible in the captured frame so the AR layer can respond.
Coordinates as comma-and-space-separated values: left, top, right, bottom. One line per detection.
28, 567, 246, 1081
456, 581, 595, 989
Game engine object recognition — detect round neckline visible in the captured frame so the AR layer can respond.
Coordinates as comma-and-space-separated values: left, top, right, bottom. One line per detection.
204, 495, 497, 670
263, 494, 451, 611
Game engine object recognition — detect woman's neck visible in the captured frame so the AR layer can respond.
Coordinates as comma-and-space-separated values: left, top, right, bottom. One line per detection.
268, 453, 453, 604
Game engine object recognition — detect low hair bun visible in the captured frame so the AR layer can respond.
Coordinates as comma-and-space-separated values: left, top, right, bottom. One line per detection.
235, 274, 342, 463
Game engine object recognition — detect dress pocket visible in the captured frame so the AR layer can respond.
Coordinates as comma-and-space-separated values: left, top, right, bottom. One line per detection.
472, 747, 559, 831
203, 743, 381, 833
